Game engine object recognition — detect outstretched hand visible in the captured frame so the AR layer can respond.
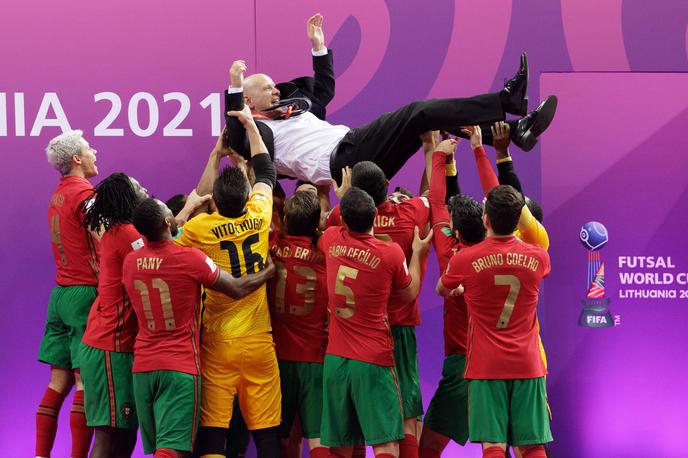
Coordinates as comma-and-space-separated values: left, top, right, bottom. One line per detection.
461, 125, 483, 151
230, 60, 246, 88
435, 138, 458, 156
492, 121, 511, 152
226, 104, 255, 128
307, 13, 325, 52
412, 226, 434, 258
332, 166, 352, 200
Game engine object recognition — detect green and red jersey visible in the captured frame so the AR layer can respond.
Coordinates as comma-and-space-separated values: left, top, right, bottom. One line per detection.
267, 231, 328, 363
48, 176, 99, 286
441, 236, 550, 379
318, 226, 411, 367
122, 240, 220, 375
82, 223, 143, 353
326, 197, 429, 326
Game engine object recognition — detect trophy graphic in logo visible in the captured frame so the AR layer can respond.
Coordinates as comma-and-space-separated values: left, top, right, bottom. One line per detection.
578, 221, 613, 327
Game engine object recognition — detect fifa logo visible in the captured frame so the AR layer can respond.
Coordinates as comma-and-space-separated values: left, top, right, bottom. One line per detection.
578, 221, 614, 328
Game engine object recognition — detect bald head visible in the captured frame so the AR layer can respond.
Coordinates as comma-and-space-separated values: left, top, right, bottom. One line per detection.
243, 73, 280, 112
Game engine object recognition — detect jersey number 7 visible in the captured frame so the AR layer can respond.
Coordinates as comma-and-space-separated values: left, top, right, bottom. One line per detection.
495, 275, 520, 329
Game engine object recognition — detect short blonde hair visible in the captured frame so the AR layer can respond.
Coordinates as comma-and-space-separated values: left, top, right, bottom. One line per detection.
46, 130, 84, 176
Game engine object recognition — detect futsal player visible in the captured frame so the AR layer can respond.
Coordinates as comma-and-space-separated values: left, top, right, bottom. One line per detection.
325, 161, 431, 458
318, 187, 433, 458
175, 104, 281, 458
122, 198, 275, 457
37, 130, 100, 458
267, 190, 330, 458
438, 185, 552, 458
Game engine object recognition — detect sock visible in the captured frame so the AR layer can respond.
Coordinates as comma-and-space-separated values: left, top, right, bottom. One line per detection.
251, 426, 280, 458
352, 445, 367, 457
310, 447, 330, 458
154, 449, 177, 458
69, 390, 92, 458
419, 447, 441, 458
36, 387, 67, 457
375, 454, 396, 458
521, 445, 547, 458
399, 434, 419, 458
483, 446, 505, 458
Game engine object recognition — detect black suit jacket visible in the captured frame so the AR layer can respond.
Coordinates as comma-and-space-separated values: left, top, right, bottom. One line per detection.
225, 50, 335, 165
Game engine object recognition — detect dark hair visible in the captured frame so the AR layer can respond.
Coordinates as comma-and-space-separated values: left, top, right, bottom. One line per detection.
351, 161, 388, 206
393, 186, 413, 198
213, 166, 249, 218
132, 198, 166, 242
340, 187, 376, 233
274, 181, 286, 199
525, 196, 543, 223
83, 172, 139, 232
447, 194, 486, 244
285, 191, 321, 237
485, 185, 525, 235
165, 194, 187, 217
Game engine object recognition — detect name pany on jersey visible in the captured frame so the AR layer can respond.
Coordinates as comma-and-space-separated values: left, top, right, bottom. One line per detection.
136, 257, 162, 270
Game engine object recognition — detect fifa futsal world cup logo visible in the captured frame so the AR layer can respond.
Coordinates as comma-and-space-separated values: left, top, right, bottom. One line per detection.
578, 221, 613, 328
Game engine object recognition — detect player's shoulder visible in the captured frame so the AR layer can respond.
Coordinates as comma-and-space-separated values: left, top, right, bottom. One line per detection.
514, 235, 549, 259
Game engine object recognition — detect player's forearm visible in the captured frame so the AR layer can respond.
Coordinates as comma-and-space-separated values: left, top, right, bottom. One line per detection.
196, 149, 222, 197
473, 146, 499, 196
496, 157, 523, 194
246, 123, 268, 158
400, 253, 424, 303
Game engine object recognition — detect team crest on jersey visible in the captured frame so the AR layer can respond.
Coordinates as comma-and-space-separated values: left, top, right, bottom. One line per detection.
130, 238, 144, 250
120, 403, 134, 421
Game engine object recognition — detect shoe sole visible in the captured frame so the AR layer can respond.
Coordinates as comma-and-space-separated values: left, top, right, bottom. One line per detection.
531, 95, 557, 137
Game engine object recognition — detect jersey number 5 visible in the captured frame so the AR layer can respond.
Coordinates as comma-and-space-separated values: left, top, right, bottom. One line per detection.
495, 275, 520, 329
334, 266, 359, 318
134, 278, 176, 331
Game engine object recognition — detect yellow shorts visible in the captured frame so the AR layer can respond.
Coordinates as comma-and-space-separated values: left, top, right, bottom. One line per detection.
200, 332, 281, 430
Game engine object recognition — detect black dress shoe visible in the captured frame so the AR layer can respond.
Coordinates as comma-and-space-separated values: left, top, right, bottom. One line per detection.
501, 52, 529, 116
510, 95, 558, 152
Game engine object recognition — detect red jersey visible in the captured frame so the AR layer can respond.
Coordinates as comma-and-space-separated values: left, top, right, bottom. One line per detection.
268, 232, 328, 363
48, 176, 99, 286
318, 226, 411, 366
82, 224, 144, 352
326, 197, 429, 326
428, 151, 469, 356
441, 236, 550, 379
122, 241, 220, 375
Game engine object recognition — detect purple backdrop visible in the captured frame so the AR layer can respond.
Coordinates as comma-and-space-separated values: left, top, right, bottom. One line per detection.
1, 1, 687, 456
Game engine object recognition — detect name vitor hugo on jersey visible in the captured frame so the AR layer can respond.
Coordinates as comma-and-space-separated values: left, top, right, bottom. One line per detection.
176, 191, 272, 339
318, 226, 412, 367
82, 224, 145, 353
122, 241, 220, 375
326, 197, 429, 326
441, 236, 551, 379
48, 176, 99, 286
268, 232, 328, 363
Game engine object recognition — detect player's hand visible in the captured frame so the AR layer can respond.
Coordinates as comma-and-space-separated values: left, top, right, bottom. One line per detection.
307, 13, 325, 52
419, 130, 441, 147
332, 166, 352, 200
264, 254, 276, 279
435, 138, 458, 156
449, 284, 465, 296
412, 226, 433, 258
492, 121, 511, 153
460, 125, 482, 150
213, 127, 233, 157
185, 189, 213, 211
230, 60, 246, 88
226, 104, 255, 128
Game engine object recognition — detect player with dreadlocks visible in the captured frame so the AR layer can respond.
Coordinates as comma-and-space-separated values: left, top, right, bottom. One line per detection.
79, 172, 147, 457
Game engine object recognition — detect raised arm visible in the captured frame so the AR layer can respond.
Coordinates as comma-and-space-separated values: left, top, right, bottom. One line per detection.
397, 227, 434, 304
461, 125, 499, 196
307, 13, 335, 107
226, 104, 276, 197
492, 121, 523, 193
209, 257, 276, 299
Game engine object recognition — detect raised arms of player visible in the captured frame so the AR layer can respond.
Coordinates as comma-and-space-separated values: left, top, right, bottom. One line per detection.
396, 227, 434, 303
209, 255, 276, 299
306, 13, 335, 108
226, 104, 276, 198
492, 121, 523, 193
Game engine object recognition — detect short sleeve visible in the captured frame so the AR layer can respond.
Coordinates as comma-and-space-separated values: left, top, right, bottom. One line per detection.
407, 197, 430, 227
318, 226, 336, 252
388, 243, 412, 290
540, 249, 552, 279
120, 225, 145, 256
246, 191, 273, 224
188, 248, 221, 287
441, 251, 469, 290
324, 206, 342, 228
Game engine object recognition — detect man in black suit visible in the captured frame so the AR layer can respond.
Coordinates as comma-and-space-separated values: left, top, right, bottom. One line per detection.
225, 14, 556, 186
